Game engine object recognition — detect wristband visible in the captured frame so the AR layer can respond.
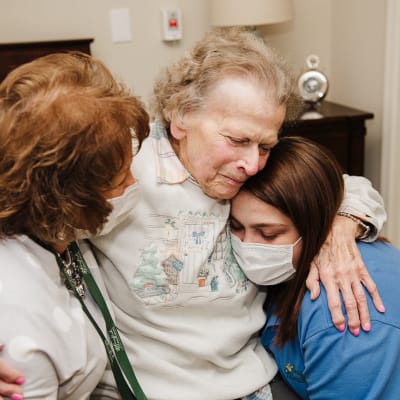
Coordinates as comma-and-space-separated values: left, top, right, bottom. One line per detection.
337, 211, 371, 240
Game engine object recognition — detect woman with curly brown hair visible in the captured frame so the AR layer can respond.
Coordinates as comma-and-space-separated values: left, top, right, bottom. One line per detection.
0, 52, 149, 399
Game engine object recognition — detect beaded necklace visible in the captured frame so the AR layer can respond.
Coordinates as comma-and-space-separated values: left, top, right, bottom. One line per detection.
59, 246, 86, 298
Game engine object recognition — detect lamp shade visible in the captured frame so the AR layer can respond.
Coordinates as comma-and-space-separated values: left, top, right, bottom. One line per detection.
211, 0, 294, 27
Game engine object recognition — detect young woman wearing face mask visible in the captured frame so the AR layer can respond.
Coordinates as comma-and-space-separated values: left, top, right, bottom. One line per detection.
230, 136, 400, 400
0, 52, 149, 400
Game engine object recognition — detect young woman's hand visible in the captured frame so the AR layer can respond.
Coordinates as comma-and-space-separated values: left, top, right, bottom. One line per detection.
0, 345, 24, 400
306, 215, 385, 335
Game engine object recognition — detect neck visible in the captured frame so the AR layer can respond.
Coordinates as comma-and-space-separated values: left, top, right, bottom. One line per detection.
29, 235, 71, 256
52, 242, 70, 254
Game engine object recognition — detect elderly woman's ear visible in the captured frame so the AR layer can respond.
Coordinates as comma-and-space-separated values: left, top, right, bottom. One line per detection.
170, 113, 188, 141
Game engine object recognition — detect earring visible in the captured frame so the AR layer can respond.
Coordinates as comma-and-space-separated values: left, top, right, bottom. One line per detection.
56, 231, 66, 241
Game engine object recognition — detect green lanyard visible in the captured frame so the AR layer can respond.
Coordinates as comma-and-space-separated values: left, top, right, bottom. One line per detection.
50, 240, 147, 400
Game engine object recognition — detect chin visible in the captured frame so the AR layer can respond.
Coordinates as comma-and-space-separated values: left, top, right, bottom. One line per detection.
202, 185, 239, 201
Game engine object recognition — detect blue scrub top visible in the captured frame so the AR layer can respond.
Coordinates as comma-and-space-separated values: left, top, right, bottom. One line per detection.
263, 241, 400, 400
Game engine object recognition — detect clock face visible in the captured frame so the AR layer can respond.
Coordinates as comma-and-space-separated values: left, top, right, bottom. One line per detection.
298, 70, 329, 103
304, 77, 321, 93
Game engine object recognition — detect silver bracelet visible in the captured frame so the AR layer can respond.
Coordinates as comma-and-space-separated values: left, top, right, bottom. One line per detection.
337, 211, 371, 240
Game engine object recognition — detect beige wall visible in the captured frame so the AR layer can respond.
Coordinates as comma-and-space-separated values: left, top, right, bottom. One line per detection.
260, 0, 332, 80
262, 0, 386, 188
330, 0, 386, 188
0, 0, 386, 188
0, 0, 211, 101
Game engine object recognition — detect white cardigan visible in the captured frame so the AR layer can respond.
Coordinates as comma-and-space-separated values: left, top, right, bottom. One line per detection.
0, 236, 111, 399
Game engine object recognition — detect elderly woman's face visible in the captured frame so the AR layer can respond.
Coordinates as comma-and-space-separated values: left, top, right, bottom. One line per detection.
170, 76, 286, 200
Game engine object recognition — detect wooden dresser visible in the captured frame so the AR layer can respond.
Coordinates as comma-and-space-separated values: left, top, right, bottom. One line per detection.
281, 100, 374, 175
0, 38, 93, 82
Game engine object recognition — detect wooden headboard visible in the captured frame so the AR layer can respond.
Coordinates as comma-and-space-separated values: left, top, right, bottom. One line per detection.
0, 38, 93, 82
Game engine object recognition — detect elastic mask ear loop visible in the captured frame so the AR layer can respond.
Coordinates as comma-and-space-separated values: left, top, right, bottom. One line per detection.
293, 237, 302, 247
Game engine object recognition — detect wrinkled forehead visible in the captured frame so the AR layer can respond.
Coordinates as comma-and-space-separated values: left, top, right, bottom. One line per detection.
200, 75, 284, 117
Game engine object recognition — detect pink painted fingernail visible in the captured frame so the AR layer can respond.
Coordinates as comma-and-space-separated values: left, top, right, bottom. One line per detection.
353, 328, 360, 336
363, 323, 371, 332
379, 305, 386, 313
15, 376, 25, 385
338, 324, 345, 332
11, 394, 23, 400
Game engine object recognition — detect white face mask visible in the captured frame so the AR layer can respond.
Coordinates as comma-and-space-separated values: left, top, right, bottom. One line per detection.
230, 233, 301, 285
76, 182, 140, 239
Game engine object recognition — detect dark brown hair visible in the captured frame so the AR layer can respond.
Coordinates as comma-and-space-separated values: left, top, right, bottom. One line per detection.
0, 52, 149, 245
241, 136, 344, 345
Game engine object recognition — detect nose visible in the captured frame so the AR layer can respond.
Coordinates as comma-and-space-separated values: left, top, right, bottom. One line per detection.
234, 230, 256, 243
232, 230, 245, 242
242, 231, 256, 243
237, 145, 267, 176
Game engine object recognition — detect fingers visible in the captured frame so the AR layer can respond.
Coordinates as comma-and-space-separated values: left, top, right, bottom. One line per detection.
0, 345, 24, 399
361, 274, 385, 314
352, 281, 370, 333
337, 280, 362, 335
322, 261, 380, 335
306, 263, 321, 300
322, 276, 346, 332
316, 216, 383, 336
347, 263, 386, 333
0, 379, 23, 399
0, 357, 24, 386
310, 242, 347, 331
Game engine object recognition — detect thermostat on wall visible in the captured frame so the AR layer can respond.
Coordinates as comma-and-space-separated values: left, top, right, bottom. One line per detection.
161, 8, 183, 41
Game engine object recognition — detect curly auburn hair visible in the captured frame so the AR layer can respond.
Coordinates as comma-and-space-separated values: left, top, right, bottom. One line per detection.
0, 51, 149, 245
151, 27, 293, 128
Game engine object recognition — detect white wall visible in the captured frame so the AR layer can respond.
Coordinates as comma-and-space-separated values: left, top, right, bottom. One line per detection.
0, 0, 387, 190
